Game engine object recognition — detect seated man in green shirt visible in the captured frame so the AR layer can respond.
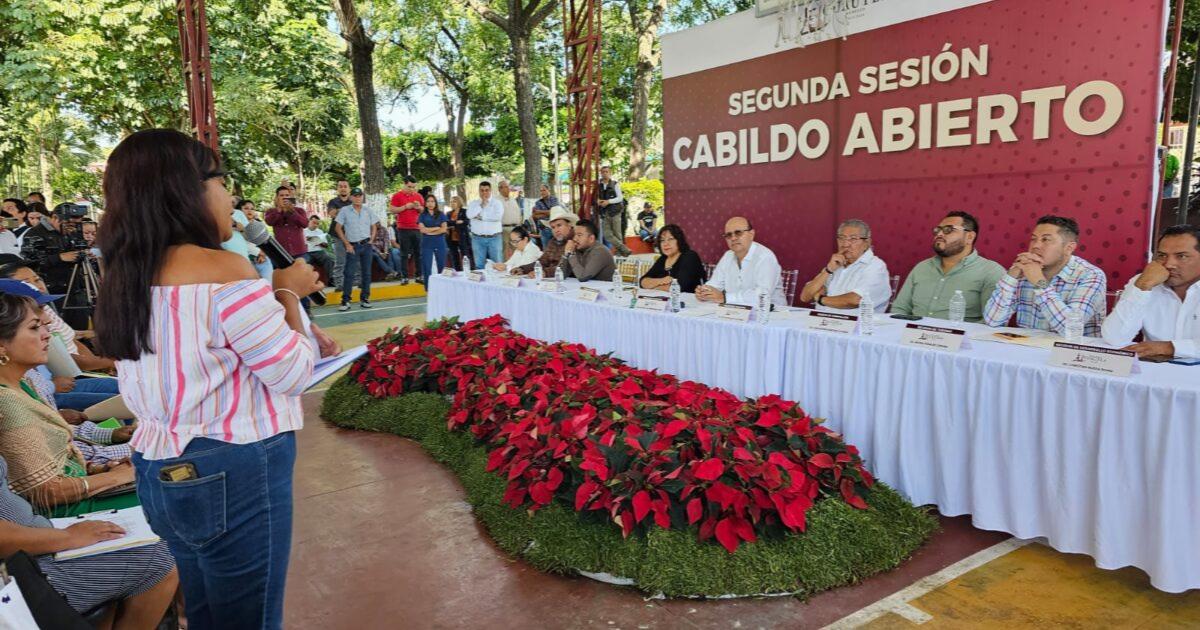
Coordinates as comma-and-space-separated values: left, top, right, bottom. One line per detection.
890, 211, 1005, 322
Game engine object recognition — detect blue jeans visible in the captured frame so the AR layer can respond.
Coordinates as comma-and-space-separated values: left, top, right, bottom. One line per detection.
341, 239, 373, 304
251, 256, 273, 282
420, 237, 447, 285
470, 234, 502, 270
56, 376, 120, 411
134, 432, 296, 630
372, 251, 395, 275
539, 227, 553, 249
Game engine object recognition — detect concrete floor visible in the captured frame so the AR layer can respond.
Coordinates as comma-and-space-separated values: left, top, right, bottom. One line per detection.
283, 311, 1200, 629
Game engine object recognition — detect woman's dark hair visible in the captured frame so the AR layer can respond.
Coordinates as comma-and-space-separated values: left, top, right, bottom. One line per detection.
25, 201, 47, 219
0, 294, 38, 343
424, 195, 440, 214
237, 199, 255, 211
656, 224, 692, 255
511, 226, 529, 241
0, 262, 32, 279
94, 129, 224, 360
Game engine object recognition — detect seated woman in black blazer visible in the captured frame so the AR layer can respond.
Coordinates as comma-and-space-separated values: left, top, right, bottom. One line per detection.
639, 224, 707, 293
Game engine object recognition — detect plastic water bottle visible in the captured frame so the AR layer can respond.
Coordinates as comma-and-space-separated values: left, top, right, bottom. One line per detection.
948, 290, 966, 323
554, 265, 564, 292
462, 255, 470, 273
484, 259, 494, 279
533, 261, 543, 282
669, 278, 681, 313
611, 268, 624, 300
1064, 307, 1084, 342
859, 292, 875, 335
756, 289, 771, 325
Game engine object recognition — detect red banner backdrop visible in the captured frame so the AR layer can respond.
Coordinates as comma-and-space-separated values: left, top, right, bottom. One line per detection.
663, 0, 1166, 298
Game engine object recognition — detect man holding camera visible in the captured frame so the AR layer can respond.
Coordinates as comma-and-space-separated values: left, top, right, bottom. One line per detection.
20, 203, 92, 329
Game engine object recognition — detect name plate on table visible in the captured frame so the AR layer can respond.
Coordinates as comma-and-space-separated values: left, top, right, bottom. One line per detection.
441, 267, 456, 278
497, 276, 521, 288
577, 287, 601, 302
1049, 342, 1139, 377
901, 324, 968, 352
717, 303, 753, 322
636, 295, 670, 312
466, 271, 484, 282
537, 280, 558, 292
806, 311, 858, 334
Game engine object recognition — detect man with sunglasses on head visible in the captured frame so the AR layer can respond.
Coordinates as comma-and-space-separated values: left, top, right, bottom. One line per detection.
891, 211, 1005, 322
265, 186, 310, 260
800, 219, 891, 313
696, 216, 785, 306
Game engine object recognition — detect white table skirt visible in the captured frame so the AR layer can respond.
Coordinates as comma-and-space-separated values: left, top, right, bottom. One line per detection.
427, 275, 791, 397
427, 274, 1200, 592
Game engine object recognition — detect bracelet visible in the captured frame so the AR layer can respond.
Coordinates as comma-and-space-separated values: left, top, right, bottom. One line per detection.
81, 478, 90, 496
274, 288, 302, 302
824, 267, 835, 275
816, 295, 825, 306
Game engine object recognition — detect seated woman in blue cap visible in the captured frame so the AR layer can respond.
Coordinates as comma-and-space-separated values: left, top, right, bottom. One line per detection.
0, 262, 121, 410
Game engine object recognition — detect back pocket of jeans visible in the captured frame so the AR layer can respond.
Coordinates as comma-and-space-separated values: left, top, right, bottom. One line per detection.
160, 472, 227, 549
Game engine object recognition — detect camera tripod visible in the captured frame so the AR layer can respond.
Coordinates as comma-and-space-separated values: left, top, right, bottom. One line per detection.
61, 252, 100, 322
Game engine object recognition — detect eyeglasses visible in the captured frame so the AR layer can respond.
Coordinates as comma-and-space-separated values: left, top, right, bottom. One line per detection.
723, 228, 753, 240
835, 235, 868, 243
932, 226, 969, 236
508, 239, 523, 245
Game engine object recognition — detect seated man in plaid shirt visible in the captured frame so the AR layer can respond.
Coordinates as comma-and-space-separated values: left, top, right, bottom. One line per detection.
983, 215, 1107, 336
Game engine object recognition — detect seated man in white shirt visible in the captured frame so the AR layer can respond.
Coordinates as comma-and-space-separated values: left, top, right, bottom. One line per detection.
695, 216, 786, 306
1101, 224, 1200, 359
799, 219, 891, 312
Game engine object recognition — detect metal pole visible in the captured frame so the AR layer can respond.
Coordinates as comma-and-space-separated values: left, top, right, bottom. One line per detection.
1163, 0, 1186, 148
551, 62, 560, 200
1182, 41, 1200, 225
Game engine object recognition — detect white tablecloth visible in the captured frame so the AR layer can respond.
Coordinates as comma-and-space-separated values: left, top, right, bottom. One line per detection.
427, 274, 1200, 592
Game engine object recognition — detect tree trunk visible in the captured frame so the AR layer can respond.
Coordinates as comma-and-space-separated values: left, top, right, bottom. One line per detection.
511, 33, 544, 193
335, 0, 387, 196
628, 0, 665, 181
432, 69, 470, 202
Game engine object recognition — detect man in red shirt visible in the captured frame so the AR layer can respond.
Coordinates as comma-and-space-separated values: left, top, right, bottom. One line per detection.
388, 175, 424, 284
265, 186, 309, 258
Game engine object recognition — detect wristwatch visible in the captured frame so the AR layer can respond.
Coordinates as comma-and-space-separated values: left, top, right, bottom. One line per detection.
816, 295, 825, 306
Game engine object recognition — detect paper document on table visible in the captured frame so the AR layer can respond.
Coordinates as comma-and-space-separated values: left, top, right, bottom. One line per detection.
309, 345, 367, 390
969, 327, 1060, 349
50, 506, 160, 561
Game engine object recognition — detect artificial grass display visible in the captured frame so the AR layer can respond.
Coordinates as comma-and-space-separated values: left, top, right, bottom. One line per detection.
320, 377, 938, 598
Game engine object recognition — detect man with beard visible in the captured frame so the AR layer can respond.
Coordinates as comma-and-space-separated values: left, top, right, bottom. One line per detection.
890, 211, 1005, 322
799, 218, 891, 312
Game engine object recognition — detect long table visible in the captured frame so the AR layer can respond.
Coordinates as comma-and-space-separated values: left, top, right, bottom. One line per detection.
426, 274, 1200, 593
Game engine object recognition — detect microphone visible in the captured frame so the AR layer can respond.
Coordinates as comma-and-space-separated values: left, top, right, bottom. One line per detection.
243, 220, 326, 306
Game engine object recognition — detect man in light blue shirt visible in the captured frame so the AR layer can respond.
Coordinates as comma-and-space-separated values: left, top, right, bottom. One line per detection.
334, 188, 377, 310
466, 180, 504, 269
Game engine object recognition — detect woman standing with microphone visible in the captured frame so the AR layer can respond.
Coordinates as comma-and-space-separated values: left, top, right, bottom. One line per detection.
94, 129, 324, 629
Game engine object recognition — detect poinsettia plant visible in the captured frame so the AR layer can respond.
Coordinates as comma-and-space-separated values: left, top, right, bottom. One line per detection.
350, 316, 876, 553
